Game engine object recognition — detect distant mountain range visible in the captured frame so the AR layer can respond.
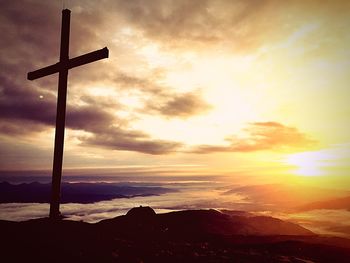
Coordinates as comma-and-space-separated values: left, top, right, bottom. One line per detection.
0, 181, 176, 203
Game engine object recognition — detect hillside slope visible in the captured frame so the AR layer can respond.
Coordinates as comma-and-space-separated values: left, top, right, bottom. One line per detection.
1, 207, 350, 262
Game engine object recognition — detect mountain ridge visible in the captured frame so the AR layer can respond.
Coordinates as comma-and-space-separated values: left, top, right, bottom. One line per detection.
0, 181, 176, 203
2, 206, 350, 262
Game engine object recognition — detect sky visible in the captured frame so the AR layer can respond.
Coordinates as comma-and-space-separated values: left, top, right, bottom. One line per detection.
0, 0, 349, 189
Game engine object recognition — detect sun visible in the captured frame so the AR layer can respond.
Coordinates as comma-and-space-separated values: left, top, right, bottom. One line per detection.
286, 150, 330, 176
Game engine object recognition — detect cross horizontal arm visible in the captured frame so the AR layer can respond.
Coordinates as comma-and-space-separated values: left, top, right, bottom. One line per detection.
68, 47, 109, 70
27, 47, 109, 81
27, 63, 61, 80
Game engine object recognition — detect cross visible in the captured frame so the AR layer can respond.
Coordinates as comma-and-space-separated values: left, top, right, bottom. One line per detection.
27, 9, 109, 219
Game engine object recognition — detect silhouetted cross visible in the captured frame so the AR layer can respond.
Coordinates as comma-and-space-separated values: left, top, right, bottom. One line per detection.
27, 9, 109, 219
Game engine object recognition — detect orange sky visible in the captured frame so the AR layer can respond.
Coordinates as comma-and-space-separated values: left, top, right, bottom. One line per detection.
0, 0, 349, 189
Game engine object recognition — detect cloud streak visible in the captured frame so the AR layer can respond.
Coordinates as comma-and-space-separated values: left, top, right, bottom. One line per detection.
192, 122, 316, 153
145, 91, 211, 118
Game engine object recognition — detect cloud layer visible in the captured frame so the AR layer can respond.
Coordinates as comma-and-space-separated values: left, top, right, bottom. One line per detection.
0, 1, 212, 155
0, 0, 323, 163
192, 122, 315, 153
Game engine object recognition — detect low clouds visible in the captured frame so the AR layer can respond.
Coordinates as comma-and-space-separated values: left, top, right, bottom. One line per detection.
192, 122, 315, 153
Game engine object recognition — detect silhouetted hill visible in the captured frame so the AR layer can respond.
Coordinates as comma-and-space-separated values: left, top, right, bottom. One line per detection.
0, 181, 176, 203
1, 207, 350, 262
99, 208, 313, 238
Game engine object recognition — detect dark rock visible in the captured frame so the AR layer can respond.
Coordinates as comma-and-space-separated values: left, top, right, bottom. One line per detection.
126, 206, 156, 218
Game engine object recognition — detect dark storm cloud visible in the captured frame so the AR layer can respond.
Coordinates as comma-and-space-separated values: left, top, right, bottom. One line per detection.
0, 1, 187, 155
1, 1, 59, 66
0, 70, 112, 133
0, 76, 182, 154
111, 0, 273, 51
112, 71, 164, 94
0, 0, 112, 92
0, 63, 181, 155
0, 120, 46, 136
84, 131, 183, 155
0, 72, 57, 127
113, 0, 214, 39
111, 0, 350, 53
68, 107, 183, 154
191, 122, 316, 153
1, 0, 317, 157
111, 71, 211, 118
146, 91, 211, 118
66, 106, 114, 132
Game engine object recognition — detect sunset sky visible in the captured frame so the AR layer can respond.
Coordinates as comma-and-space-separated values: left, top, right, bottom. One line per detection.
0, 0, 349, 189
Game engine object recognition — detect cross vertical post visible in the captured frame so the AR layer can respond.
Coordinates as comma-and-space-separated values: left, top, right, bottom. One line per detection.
50, 9, 70, 219
27, 9, 109, 220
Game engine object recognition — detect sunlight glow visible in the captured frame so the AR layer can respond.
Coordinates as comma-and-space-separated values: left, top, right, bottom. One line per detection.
287, 151, 328, 176
285, 145, 350, 177
86, 85, 116, 97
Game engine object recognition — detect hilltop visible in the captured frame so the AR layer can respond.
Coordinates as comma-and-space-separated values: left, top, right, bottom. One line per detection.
1, 207, 350, 262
